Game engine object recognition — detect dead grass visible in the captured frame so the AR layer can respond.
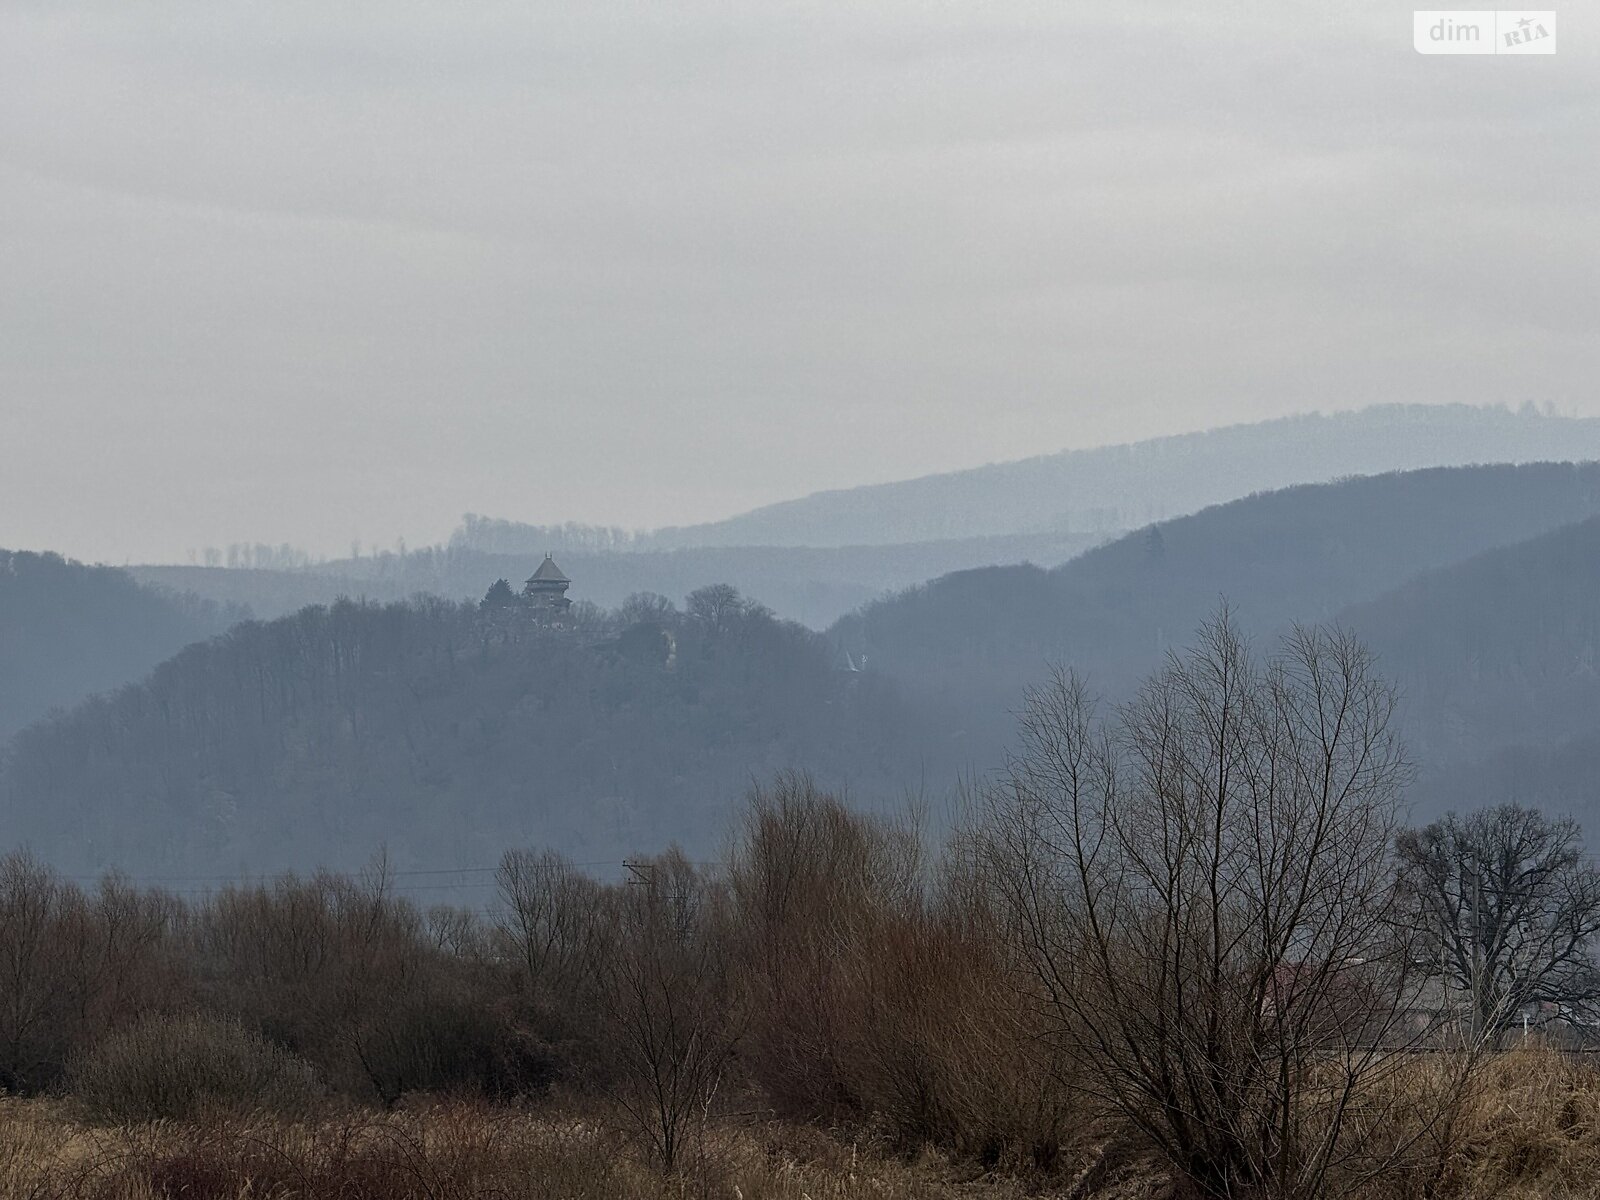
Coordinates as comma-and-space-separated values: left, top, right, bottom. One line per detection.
14, 1049, 1600, 1200
1397, 1046, 1600, 1200
0, 1098, 1039, 1200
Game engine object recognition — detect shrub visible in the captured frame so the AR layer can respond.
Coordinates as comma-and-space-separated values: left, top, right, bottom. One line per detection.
65, 1012, 321, 1123
351, 990, 558, 1106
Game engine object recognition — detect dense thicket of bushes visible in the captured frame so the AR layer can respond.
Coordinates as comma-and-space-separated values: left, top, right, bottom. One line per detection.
65, 1014, 321, 1123
0, 780, 1076, 1169
0, 781, 1590, 1199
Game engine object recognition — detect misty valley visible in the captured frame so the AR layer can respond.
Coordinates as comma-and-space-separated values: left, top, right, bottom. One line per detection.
11, 412, 1600, 883
5, 406, 1600, 1196
4, 2, 1596, 1189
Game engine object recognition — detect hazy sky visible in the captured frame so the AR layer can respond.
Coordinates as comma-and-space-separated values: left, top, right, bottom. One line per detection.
3, 1, 1596, 563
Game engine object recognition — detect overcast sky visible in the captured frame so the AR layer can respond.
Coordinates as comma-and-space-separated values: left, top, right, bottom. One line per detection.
2, 1, 1596, 563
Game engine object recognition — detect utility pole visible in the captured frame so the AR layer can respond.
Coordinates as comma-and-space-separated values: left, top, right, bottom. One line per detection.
1471, 861, 1484, 1043
623, 860, 657, 889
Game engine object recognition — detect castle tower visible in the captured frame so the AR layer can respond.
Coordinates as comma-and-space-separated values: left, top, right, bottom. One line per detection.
523, 554, 573, 614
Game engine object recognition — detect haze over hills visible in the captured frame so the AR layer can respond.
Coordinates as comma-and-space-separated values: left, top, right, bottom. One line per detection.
834, 462, 1600, 760
18, 460, 1600, 880
1334, 518, 1600, 826
0, 550, 240, 743
129, 529, 1109, 631
645, 404, 1600, 548
16, 412, 1600, 882
123, 403, 1600, 632
0, 590, 924, 881
1342, 517, 1600, 765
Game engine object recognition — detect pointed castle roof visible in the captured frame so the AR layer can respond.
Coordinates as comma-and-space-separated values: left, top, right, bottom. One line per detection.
526, 554, 570, 587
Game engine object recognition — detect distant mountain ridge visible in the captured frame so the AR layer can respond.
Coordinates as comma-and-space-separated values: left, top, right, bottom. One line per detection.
643, 404, 1600, 548
835, 462, 1600, 759
0, 550, 238, 743
132, 530, 1109, 631
151, 404, 1600, 632
1331, 518, 1600, 829
20, 461, 1600, 878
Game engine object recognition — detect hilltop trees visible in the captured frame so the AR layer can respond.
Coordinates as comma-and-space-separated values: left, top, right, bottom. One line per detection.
685, 583, 748, 634
479, 578, 516, 609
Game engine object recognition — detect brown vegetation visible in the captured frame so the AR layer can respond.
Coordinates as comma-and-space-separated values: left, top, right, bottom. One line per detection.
4, 1050, 1600, 1198
5, 614, 1600, 1199
0, 1098, 1037, 1200
64, 1013, 320, 1124
977, 616, 1429, 1196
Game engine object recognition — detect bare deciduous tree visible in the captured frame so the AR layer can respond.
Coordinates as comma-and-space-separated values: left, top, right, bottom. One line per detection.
496, 848, 606, 1007
980, 611, 1432, 1199
600, 849, 738, 1173
1397, 803, 1600, 1040
727, 772, 921, 1118
0, 853, 73, 1091
685, 583, 746, 636
192, 858, 477, 1106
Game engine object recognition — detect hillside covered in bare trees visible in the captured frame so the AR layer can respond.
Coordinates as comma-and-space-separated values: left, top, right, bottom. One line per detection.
0, 589, 922, 880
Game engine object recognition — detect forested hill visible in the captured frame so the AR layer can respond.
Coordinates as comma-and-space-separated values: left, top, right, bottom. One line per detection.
836, 463, 1600, 758
1332, 517, 1600, 827
648, 404, 1600, 548
0, 550, 238, 743
0, 593, 923, 880
20, 461, 1600, 880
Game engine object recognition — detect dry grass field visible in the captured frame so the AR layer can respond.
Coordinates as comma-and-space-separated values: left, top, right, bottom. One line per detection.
1414, 1048, 1600, 1199
0, 1098, 1044, 1200
2, 1049, 1600, 1200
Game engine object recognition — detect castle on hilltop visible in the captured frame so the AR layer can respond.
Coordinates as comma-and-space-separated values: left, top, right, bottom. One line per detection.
522, 554, 572, 615
480, 554, 574, 620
